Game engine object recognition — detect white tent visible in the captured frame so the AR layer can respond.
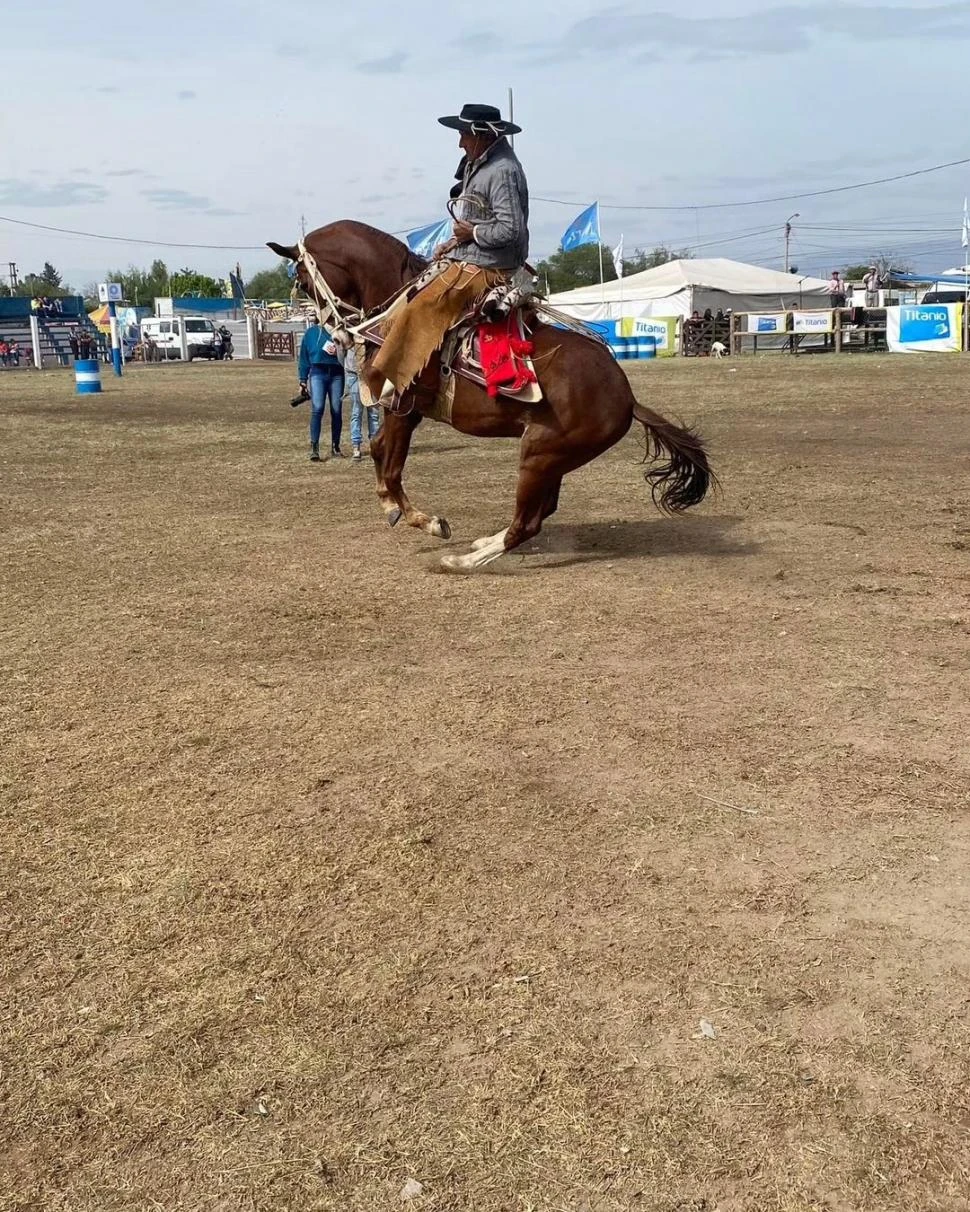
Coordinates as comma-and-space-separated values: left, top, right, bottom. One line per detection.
547, 257, 832, 321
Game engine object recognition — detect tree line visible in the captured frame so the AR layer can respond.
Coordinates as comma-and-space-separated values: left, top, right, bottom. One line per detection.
0, 248, 921, 309
0, 260, 294, 308
534, 244, 694, 294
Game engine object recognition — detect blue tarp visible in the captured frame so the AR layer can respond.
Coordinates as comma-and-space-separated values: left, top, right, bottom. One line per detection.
888, 273, 969, 284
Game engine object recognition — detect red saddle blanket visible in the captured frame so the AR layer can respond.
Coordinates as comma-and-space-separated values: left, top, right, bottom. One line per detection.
478, 316, 537, 398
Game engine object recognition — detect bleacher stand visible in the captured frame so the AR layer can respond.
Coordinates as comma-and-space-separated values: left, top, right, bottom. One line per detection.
0, 297, 100, 369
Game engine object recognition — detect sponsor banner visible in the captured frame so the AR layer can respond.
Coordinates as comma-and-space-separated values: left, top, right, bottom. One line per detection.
747, 313, 786, 333
619, 315, 678, 355
887, 303, 963, 353
792, 310, 832, 333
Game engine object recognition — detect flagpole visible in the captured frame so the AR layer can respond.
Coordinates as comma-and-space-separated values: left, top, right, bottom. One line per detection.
595, 203, 605, 306
963, 197, 969, 354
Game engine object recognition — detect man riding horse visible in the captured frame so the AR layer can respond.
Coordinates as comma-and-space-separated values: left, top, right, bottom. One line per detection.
373, 102, 528, 410
266, 107, 714, 573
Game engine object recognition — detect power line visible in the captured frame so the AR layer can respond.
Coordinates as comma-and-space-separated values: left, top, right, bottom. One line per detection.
0, 210, 420, 251
3, 147, 969, 252
0, 212, 267, 250
533, 152, 970, 212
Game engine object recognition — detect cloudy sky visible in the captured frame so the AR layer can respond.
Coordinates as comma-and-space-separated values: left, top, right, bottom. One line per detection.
4, 0, 970, 291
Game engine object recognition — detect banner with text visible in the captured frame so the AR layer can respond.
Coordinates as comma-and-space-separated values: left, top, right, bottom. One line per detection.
886, 303, 964, 353
746, 313, 787, 333
619, 315, 678, 356
792, 310, 833, 334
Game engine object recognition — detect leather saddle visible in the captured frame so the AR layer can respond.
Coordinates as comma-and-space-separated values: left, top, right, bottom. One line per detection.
356, 300, 543, 412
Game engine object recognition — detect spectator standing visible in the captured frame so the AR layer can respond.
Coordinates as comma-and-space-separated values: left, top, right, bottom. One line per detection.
0, 339, 8, 367
342, 344, 380, 461
78, 329, 92, 359
9, 340, 20, 367
297, 319, 345, 461
827, 271, 847, 309
863, 266, 881, 307
69, 327, 80, 360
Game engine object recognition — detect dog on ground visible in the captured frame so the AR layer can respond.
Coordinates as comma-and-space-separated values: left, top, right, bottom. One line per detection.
710, 341, 727, 359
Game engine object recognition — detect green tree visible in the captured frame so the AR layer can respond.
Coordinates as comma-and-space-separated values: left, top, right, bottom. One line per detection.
622, 245, 692, 274
105, 260, 172, 305
842, 254, 912, 281
245, 263, 293, 301
169, 268, 224, 298
535, 243, 693, 294
40, 262, 62, 290
17, 271, 72, 298
535, 244, 618, 294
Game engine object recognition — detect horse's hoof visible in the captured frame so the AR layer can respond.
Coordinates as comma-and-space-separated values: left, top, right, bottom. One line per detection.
429, 516, 451, 540
387, 508, 402, 528
440, 553, 471, 574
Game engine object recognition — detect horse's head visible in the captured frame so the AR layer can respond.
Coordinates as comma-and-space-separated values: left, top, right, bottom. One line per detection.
267, 221, 427, 322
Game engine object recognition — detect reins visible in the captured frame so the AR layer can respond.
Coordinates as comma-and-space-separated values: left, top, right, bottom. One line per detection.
295, 239, 433, 345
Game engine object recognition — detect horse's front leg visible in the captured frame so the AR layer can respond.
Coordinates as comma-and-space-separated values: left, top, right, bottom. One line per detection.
370, 410, 451, 540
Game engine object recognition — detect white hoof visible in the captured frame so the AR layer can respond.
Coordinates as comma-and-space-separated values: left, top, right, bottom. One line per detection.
428, 516, 451, 540
440, 528, 509, 573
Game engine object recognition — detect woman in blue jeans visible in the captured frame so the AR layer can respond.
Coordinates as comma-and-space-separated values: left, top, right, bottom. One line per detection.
342, 344, 381, 460
298, 320, 344, 461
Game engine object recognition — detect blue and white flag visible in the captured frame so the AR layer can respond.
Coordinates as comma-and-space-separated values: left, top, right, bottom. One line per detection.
962, 197, 969, 250
406, 218, 452, 258
561, 202, 600, 252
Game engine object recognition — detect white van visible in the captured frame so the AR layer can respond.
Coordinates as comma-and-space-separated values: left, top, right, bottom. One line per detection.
142, 315, 218, 361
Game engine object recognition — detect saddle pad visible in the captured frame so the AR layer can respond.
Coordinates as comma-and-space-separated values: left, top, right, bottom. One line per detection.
355, 312, 543, 406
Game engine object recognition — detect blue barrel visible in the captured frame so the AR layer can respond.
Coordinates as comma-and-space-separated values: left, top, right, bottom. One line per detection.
640, 335, 657, 360
74, 358, 102, 395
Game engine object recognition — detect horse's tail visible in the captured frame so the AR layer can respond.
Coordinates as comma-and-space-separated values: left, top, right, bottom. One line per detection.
632, 401, 717, 514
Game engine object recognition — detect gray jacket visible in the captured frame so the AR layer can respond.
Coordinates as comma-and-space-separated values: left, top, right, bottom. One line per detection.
450, 137, 529, 271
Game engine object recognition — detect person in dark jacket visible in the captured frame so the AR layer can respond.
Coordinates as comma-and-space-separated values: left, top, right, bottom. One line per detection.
371, 102, 527, 406
298, 318, 345, 461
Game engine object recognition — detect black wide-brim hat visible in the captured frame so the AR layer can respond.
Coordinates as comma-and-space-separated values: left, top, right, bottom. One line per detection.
438, 102, 521, 136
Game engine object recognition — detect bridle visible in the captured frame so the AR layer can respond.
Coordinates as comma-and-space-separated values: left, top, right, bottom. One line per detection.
294, 238, 438, 345
295, 239, 362, 345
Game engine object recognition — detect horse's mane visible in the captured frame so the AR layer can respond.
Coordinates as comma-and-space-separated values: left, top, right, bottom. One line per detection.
333, 220, 429, 283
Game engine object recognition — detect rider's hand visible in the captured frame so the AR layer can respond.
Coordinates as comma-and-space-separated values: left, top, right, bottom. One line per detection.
433, 240, 457, 260
452, 220, 475, 243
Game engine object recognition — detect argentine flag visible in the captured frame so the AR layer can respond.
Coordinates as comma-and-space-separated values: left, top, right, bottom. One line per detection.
406, 218, 453, 258
561, 202, 600, 252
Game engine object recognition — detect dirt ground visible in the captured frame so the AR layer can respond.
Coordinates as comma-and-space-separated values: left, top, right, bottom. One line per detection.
1, 354, 968, 1212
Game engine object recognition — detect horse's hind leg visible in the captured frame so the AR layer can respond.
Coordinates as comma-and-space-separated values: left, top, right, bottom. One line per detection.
442, 454, 560, 573
469, 476, 561, 552
372, 410, 451, 539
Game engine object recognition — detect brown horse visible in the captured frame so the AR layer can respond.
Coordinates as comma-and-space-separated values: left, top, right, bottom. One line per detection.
268, 221, 716, 573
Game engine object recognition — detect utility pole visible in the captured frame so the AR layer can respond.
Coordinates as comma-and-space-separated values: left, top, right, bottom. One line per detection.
508, 87, 514, 149
8, 262, 18, 291
784, 212, 799, 273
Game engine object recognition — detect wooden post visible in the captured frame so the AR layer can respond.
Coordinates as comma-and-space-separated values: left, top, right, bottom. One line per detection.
730, 312, 739, 356
834, 308, 842, 354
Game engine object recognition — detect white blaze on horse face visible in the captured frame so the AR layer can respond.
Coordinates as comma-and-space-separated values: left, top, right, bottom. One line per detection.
441, 528, 509, 573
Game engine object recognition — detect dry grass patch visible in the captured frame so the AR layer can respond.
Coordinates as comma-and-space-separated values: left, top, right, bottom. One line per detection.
1, 356, 969, 1211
